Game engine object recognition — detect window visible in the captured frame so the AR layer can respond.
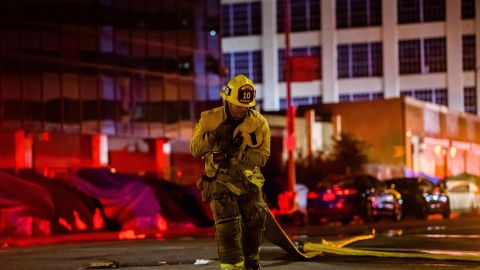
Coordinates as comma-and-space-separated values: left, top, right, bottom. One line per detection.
399, 38, 446, 75
434, 89, 447, 105
462, 0, 475, 19
222, 2, 261, 37
464, 87, 477, 114
339, 94, 351, 102
221, 5, 231, 38
339, 92, 383, 102
400, 90, 413, 97
337, 42, 382, 78
398, 0, 445, 24
399, 39, 421, 74
424, 38, 446, 73
400, 88, 448, 105
463, 35, 475, 71
279, 96, 322, 109
278, 46, 321, 82
277, 0, 320, 33
336, 0, 382, 29
423, 0, 445, 22
223, 50, 263, 84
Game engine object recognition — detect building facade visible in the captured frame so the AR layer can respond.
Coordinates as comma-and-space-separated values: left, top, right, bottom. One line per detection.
0, 0, 222, 140
221, 0, 480, 115
320, 97, 480, 179
0, 0, 221, 182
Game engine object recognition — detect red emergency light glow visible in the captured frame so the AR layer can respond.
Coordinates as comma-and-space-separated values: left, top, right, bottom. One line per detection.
74, 211, 87, 231
334, 186, 358, 196
322, 189, 336, 201
93, 208, 105, 230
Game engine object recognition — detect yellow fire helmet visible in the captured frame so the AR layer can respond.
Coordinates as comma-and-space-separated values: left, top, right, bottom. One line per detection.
220, 74, 256, 108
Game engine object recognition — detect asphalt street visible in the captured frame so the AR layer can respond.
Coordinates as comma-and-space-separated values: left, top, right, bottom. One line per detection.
1, 214, 480, 270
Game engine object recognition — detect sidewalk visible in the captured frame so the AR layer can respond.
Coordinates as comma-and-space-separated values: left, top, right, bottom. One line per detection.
1, 226, 214, 248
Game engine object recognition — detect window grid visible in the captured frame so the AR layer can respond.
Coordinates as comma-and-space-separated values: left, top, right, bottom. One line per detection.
463, 35, 476, 71
279, 95, 322, 110
339, 92, 384, 102
398, 0, 420, 24
399, 38, 446, 75
277, 0, 321, 33
232, 3, 248, 36
400, 88, 448, 106
251, 51, 263, 83
222, 2, 261, 37
222, 52, 232, 85
423, 0, 445, 22
336, 0, 382, 29
434, 89, 448, 105
464, 87, 477, 114
337, 42, 383, 78
339, 94, 351, 102
352, 93, 371, 101
223, 51, 263, 84
400, 90, 413, 97
424, 38, 446, 73
352, 43, 369, 77
462, 0, 475, 19
398, 0, 445, 24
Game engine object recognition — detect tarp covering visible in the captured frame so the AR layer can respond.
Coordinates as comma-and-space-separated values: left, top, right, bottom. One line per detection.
142, 176, 213, 227
62, 169, 164, 231
10, 170, 99, 233
0, 168, 213, 237
0, 171, 56, 236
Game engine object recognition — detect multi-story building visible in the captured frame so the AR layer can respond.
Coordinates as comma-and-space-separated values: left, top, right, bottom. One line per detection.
0, 0, 221, 182
0, 0, 222, 137
221, 0, 479, 115
222, 0, 480, 179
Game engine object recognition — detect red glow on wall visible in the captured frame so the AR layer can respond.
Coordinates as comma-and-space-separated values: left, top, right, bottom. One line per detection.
14, 131, 25, 169
278, 191, 296, 211
155, 139, 165, 173
91, 134, 101, 167
39, 132, 50, 142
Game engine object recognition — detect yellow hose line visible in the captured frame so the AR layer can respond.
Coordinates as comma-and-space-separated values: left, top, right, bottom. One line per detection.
303, 241, 480, 262
321, 235, 375, 248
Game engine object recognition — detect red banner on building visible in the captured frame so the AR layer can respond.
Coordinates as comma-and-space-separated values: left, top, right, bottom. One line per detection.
290, 55, 320, 82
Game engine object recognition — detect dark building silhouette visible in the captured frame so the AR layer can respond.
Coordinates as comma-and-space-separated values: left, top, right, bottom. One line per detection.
0, 0, 222, 139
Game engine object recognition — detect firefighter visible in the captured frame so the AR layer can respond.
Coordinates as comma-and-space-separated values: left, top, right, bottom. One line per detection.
190, 74, 271, 270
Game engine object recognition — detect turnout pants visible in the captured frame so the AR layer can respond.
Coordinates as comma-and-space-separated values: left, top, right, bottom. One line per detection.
210, 181, 267, 268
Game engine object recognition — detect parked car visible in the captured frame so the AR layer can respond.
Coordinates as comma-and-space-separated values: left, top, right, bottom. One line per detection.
385, 177, 450, 219
307, 175, 403, 225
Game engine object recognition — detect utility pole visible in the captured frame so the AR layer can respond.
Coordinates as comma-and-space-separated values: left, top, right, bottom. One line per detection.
284, 0, 296, 194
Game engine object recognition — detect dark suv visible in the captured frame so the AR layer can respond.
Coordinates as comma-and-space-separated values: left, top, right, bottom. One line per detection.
385, 177, 450, 219
307, 175, 403, 224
